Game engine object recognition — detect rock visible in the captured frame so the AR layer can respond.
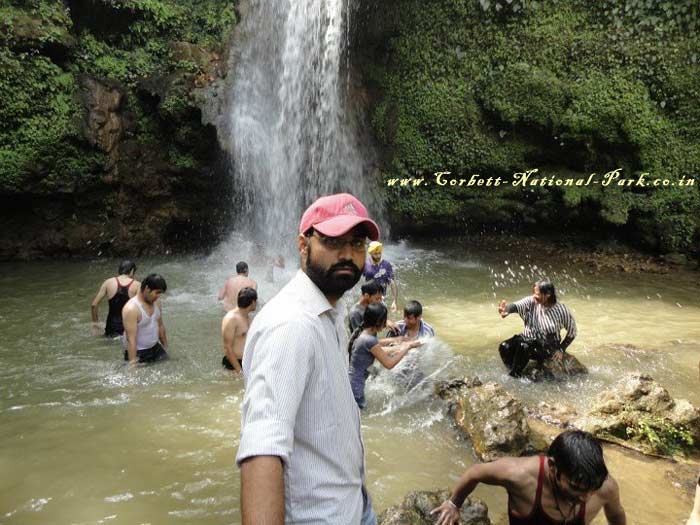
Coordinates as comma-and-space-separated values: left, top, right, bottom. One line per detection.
436, 378, 530, 461
575, 374, 700, 456
529, 401, 578, 427
521, 352, 588, 381
663, 252, 689, 266
378, 490, 490, 525
1, 7, 75, 60
78, 76, 126, 165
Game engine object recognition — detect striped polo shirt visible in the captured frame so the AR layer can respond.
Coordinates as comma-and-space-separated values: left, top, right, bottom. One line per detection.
509, 295, 577, 348
237, 270, 366, 523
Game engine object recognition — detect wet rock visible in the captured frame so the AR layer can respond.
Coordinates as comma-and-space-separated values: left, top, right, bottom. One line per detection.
576, 374, 700, 455
78, 76, 126, 166
528, 401, 578, 428
1, 7, 75, 61
521, 352, 588, 381
436, 378, 530, 461
378, 490, 490, 525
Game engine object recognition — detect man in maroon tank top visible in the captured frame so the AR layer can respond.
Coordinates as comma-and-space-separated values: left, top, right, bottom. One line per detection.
431, 430, 626, 525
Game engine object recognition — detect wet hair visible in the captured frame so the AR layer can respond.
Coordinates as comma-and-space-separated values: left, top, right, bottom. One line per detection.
403, 300, 423, 318
535, 280, 557, 305
118, 260, 136, 275
236, 261, 249, 274
361, 281, 382, 297
141, 273, 167, 293
347, 302, 388, 359
237, 287, 257, 308
548, 430, 608, 491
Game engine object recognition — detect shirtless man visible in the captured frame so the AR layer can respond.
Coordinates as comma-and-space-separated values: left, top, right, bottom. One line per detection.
122, 274, 169, 364
218, 261, 257, 311
91, 260, 140, 337
221, 287, 258, 373
431, 430, 626, 525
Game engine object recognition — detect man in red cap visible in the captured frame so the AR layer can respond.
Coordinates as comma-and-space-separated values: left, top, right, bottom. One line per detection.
237, 193, 380, 524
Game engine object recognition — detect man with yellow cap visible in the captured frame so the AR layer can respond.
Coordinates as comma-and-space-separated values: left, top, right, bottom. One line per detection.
363, 240, 398, 313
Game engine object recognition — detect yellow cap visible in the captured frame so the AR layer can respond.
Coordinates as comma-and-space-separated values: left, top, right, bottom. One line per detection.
368, 241, 383, 254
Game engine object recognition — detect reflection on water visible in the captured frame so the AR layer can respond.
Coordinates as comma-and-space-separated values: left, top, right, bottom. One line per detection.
0, 239, 698, 524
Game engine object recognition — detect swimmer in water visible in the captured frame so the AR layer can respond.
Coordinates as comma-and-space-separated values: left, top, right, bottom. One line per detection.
387, 300, 435, 340
431, 430, 626, 525
218, 261, 257, 312
122, 274, 169, 364
221, 287, 258, 373
91, 260, 140, 337
498, 280, 576, 378
348, 302, 422, 409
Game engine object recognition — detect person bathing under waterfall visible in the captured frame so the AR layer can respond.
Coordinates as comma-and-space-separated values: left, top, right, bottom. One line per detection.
122, 274, 169, 364
91, 260, 140, 337
348, 302, 422, 409
221, 287, 257, 373
497, 280, 577, 378
218, 261, 257, 312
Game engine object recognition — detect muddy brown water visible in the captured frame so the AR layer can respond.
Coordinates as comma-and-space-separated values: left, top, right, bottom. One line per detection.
1, 239, 698, 524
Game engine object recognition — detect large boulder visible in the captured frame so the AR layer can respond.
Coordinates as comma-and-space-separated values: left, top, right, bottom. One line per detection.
576, 373, 700, 455
378, 490, 490, 525
521, 352, 588, 381
436, 378, 530, 460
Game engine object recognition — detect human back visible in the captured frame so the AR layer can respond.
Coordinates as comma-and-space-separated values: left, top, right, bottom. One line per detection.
220, 262, 257, 311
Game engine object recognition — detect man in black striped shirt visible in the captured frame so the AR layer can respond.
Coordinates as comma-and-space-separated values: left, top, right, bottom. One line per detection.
497, 280, 577, 378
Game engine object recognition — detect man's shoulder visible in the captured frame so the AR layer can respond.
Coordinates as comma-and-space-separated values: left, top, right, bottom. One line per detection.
596, 475, 621, 501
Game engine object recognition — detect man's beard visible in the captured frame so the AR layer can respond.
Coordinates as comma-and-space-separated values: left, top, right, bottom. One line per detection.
305, 244, 362, 298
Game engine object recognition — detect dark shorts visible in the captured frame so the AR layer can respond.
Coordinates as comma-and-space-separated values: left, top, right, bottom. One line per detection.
222, 355, 243, 370
124, 342, 168, 363
498, 335, 553, 377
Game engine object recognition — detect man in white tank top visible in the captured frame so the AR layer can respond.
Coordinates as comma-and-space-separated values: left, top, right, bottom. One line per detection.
122, 274, 169, 364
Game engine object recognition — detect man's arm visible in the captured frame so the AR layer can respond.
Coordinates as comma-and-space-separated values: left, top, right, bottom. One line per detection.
123, 305, 139, 363
602, 477, 626, 525
560, 307, 577, 352
222, 316, 242, 372
431, 459, 516, 525
91, 281, 108, 331
240, 456, 284, 525
389, 279, 398, 312
157, 303, 168, 350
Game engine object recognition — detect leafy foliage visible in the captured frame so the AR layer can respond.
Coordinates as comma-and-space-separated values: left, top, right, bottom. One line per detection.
0, 0, 236, 194
622, 414, 696, 456
367, 0, 700, 253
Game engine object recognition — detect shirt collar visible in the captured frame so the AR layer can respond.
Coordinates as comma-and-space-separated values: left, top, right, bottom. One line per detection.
293, 270, 346, 319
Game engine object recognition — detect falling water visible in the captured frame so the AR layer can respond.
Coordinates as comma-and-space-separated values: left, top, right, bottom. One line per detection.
223, 0, 379, 253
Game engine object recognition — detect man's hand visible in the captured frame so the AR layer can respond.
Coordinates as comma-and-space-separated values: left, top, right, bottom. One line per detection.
430, 500, 460, 525
390, 300, 397, 313
498, 299, 508, 318
91, 322, 102, 336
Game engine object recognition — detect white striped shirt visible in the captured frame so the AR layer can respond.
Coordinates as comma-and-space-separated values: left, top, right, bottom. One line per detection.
509, 296, 577, 349
237, 270, 365, 524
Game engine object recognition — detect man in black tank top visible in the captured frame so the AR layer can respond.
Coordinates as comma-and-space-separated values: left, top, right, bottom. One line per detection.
91, 260, 140, 337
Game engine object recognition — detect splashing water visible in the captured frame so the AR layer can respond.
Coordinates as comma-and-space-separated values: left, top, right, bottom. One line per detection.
223, 0, 381, 255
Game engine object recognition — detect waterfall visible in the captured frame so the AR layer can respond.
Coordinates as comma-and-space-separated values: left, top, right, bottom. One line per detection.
223, 0, 380, 255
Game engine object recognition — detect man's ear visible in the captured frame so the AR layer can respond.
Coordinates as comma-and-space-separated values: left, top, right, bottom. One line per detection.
297, 234, 308, 255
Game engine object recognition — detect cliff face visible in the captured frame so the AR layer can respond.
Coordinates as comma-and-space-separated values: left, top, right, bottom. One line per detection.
352, 0, 700, 256
0, 0, 236, 259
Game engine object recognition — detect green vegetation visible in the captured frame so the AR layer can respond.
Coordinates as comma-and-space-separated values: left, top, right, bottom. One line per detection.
620, 414, 696, 456
367, 0, 700, 253
0, 0, 236, 194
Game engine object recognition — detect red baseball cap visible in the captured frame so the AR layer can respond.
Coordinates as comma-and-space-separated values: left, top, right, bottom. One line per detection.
299, 193, 380, 241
